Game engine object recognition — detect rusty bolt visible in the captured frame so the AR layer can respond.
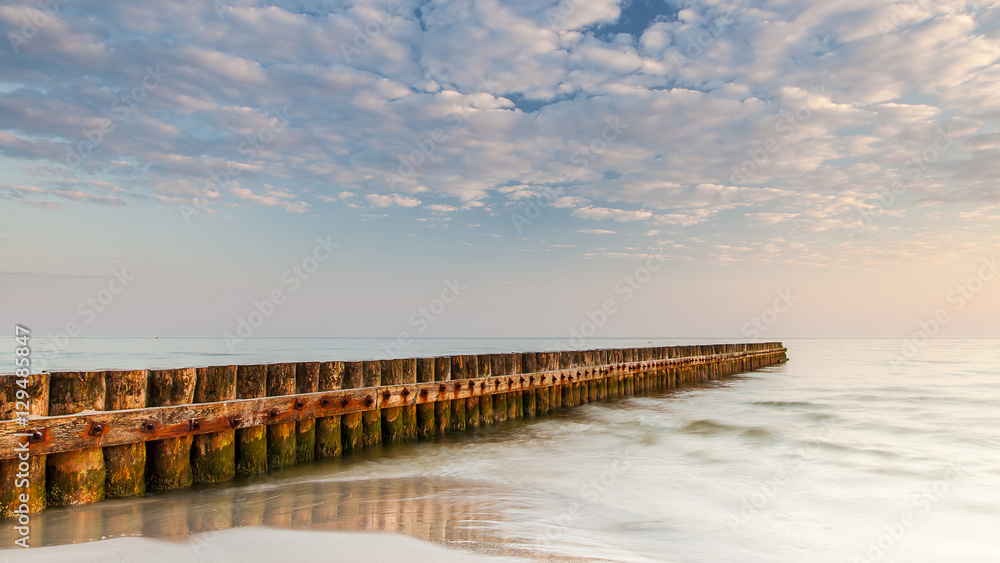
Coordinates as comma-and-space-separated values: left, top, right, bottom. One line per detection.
383, 390, 392, 400
341, 397, 351, 407
88, 422, 104, 437
507, 378, 513, 385
439, 384, 447, 392
268, 408, 279, 419
520, 377, 525, 383
189, 419, 201, 431
29, 430, 43, 442
320, 397, 330, 407
229, 416, 241, 429
294, 399, 305, 410
142, 421, 156, 433
364, 395, 374, 407
401, 388, 411, 398
420, 389, 429, 398
540, 375, 546, 382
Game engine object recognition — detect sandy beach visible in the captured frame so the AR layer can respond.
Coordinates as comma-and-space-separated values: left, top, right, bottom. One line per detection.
6, 527, 511, 563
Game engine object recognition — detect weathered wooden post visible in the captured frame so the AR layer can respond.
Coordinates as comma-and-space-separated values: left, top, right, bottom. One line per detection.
362, 360, 382, 447
147, 367, 196, 492
596, 350, 608, 401
416, 357, 436, 439
449, 356, 467, 432
381, 359, 405, 444
341, 361, 364, 454
560, 351, 574, 407
402, 357, 418, 440
477, 354, 493, 425
490, 354, 507, 423
533, 352, 549, 416
521, 352, 537, 417
505, 353, 521, 419
235, 364, 267, 475
191, 365, 237, 484
545, 352, 561, 411
0, 372, 48, 517
103, 369, 147, 496
266, 363, 296, 470
295, 362, 319, 462
46, 371, 106, 505
464, 355, 481, 428
583, 350, 596, 404
433, 356, 451, 436
315, 361, 343, 458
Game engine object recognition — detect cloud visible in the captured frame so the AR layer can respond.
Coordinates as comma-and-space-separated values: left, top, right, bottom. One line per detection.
576, 229, 616, 234
366, 193, 422, 208
0, 0, 996, 265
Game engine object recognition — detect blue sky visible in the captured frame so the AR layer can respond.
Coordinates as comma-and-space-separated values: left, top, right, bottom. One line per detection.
1, 0, 999, 341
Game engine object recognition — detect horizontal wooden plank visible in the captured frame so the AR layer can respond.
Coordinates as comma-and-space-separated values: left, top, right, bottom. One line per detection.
0, 349, 785, 459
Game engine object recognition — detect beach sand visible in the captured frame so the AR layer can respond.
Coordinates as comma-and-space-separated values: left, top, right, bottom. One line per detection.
5, 527, 512, 562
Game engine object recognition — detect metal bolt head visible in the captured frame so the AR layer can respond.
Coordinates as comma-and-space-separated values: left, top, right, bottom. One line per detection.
294, 399, 305, 410
320, 397, 330, 407
229, 416, 241, 429
268, 408, 279, 418
341, 397, 351, 407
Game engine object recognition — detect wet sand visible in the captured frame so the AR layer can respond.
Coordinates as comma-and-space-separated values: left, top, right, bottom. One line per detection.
6, 527, 512, 562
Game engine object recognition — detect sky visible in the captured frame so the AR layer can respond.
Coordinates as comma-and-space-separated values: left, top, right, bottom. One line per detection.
0, 0, 999, 344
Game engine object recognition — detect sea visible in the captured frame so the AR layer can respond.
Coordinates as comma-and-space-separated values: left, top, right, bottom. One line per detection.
3, 338, 999, 562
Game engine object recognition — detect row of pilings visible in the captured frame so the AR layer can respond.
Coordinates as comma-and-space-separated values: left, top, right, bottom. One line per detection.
1, 343, 787, 519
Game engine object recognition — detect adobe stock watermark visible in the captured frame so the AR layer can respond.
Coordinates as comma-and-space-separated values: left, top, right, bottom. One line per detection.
729, 85, 827, 185
888, 254, 998, 371
384, 74, 497, 191
6, 0, 71, 54
740, 288, 798, 339
223, 236, 339, 352
538, 449, 635, 546
180, 107, 291, 222
726, 418, 835, 531
65, 65, 170, 169
340, 1, 404, 62
852, 460, 967, 563
666, 0, 747, 73
33, 267, 136, 372
511, 115, 628, 233
567, 246, 666, 346
878, 0, 945, 38
378, 278, 467, 358
843, 123, 960, 241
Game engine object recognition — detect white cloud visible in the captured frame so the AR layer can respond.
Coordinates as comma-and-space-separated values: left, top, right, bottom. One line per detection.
366, 193, 422, 208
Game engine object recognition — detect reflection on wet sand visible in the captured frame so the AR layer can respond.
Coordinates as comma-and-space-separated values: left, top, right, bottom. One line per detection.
0, 467, 566, 561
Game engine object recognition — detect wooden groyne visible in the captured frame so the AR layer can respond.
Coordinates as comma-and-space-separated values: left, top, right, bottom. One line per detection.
0, 343, 786, 519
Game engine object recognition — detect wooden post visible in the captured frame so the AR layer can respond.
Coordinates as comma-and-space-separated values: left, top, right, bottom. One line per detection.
295, 362, 319, 462
490, 354, 507, 423
465, 355, 481, 428
416, 358, 436, 439
521, 353, 537, 417
583, 350, 596, 404
341, 361, 364, 454
560, 351, 574, 407
0, 373, 48, 517
191, 366, 236, 484
361, 360, 381, 447
381, 359, 404, 444
235, 364, 267, 475
534, 352, 550, 415
315, 361, 343, 458
402, 357, 418, 440
266, 363, 296, 470
505, 353, 521, 420
449, 356, 467, 432
146, 368, 196, 492
103, 370, 147, 497
572, 351, 584, 406
433, 356, 451, 435
477, 354, 493, 425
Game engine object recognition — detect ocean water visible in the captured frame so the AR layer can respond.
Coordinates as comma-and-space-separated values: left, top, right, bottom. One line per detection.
4, 338, 999, 562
